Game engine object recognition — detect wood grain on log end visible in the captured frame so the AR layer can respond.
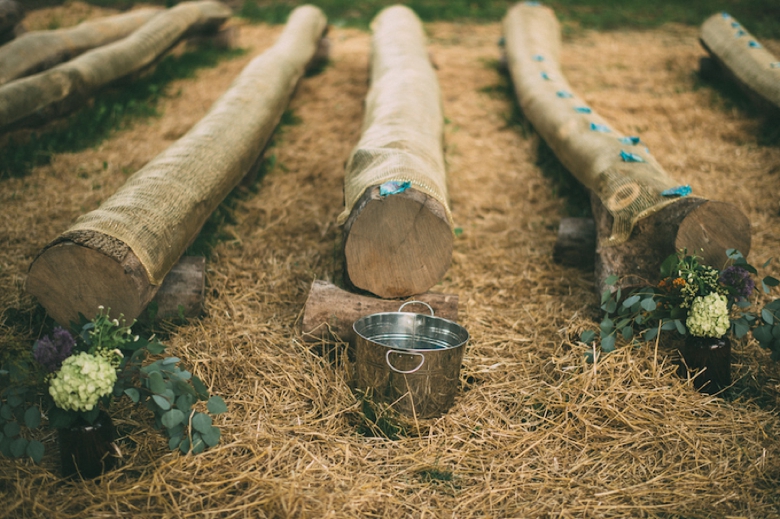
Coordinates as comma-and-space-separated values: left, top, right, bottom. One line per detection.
675, 200, 751, 268
26, 233, 158, 326
343, 186, 453, 298
302, 280, 459, 344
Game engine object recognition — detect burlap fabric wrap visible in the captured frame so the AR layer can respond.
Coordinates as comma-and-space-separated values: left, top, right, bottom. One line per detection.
701, 12, 780, 112
504, 2, 684, 244
0, 8, 163, 86
338, 5, 452, 228
0, 0, 232, 130
60, 5, 327, 285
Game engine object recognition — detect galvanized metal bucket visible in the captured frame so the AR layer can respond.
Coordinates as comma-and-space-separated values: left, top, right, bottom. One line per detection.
353, 301, 469, 418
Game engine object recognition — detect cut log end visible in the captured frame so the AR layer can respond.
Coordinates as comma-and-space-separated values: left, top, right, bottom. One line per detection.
343, 186, 453, 298
675, 200, 751, 268
26, 236, 157, 326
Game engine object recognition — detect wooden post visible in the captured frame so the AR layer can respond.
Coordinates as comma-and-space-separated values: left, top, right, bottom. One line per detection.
302, 280, 459, 344
340, 6, 453, 298
146, 256, 206, 321
27, 6, 329, 326
503, 3, 751, 294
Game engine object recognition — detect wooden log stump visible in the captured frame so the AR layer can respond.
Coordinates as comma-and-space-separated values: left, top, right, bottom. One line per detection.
0, 1, 232, 132
503, 3, 751, 295
340, 6, 453, 299
302, 280, 459, 344
0, 7, 163, 87
27, 6, 329, 326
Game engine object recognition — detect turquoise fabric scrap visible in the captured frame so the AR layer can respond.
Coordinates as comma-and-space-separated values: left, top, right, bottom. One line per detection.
620, 150, 644, 163
379, 181, 412, 196
533, 54, 544, 62
661, 185, 692, 197
574, 106, 592, 114
749, 40, 762, 48
541, 72, 551, 80
556, 91, 573, 98
735, 29, 746, 37
590, 122, 611, 133
618, 136, 641, 145
771, 62, 780, 68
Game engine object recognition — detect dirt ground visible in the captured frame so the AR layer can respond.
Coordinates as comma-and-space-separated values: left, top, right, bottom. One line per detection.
2, 3, 780, 517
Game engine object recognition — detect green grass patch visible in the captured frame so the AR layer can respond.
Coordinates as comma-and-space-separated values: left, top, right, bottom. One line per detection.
235, 0, 780, 38
0, 44, 245, 180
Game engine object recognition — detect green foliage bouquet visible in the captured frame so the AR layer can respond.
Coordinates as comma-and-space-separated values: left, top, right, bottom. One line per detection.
0, 307, 226, 464
581, 249, 780, 357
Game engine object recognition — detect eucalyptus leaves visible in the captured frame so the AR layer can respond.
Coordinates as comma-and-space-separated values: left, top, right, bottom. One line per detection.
0, 307, 227, 465
581, 249, 780, 358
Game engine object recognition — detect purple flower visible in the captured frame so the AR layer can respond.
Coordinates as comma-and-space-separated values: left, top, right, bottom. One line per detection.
33, 327, 75, 372
719, 266, 755, 299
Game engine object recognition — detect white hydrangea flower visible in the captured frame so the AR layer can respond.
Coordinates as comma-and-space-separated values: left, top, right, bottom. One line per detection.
49, 352, 117, 412
686, 293, 730, 338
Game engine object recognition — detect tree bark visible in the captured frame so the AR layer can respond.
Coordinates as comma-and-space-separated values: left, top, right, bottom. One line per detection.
302, 280, 459, 344
0, 0, 231, 132
146, 255, 205, 321
0, 7, 163, 87
27, 5, 328, 326
340, 6, 452, 299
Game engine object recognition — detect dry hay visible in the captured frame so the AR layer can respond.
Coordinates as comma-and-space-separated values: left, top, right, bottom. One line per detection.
1, 8, 780, 518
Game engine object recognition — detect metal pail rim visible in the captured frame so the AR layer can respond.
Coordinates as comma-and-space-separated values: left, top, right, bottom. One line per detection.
352, 301, 470, 353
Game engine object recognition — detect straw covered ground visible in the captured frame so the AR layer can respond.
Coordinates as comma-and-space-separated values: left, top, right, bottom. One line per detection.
2, 3, 780, 517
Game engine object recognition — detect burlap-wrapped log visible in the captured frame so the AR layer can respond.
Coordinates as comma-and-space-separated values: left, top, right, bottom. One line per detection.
0, 0, 231, 132
504, 2, 750, 294
700, 12, 780, 115
340, 5, 452, 298
27, 5, 328, 326
0, 8, 163, 87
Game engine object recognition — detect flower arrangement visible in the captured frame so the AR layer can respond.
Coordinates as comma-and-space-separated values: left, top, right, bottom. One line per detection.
581, 249, 780, 357
0, 307, 226, 465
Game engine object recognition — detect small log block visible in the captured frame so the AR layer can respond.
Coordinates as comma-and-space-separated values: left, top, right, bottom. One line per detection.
146, 256, 205, 321
553, 217, 596, 269
302, 280, 459, 343
343, 185, 452, 298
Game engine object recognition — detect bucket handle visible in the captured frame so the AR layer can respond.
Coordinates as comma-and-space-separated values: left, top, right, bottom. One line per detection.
386, 349, 425, 374
398, 300, 434, 316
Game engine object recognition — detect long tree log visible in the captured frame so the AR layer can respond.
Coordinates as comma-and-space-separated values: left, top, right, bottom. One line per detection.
302, 280, 459, 344
0, 7, 163, 87
0, 0, 231, 132
700, 12, 780, 117
503, 3, 750, 294
339, 5, 453, 299
27, 5, 328, 326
